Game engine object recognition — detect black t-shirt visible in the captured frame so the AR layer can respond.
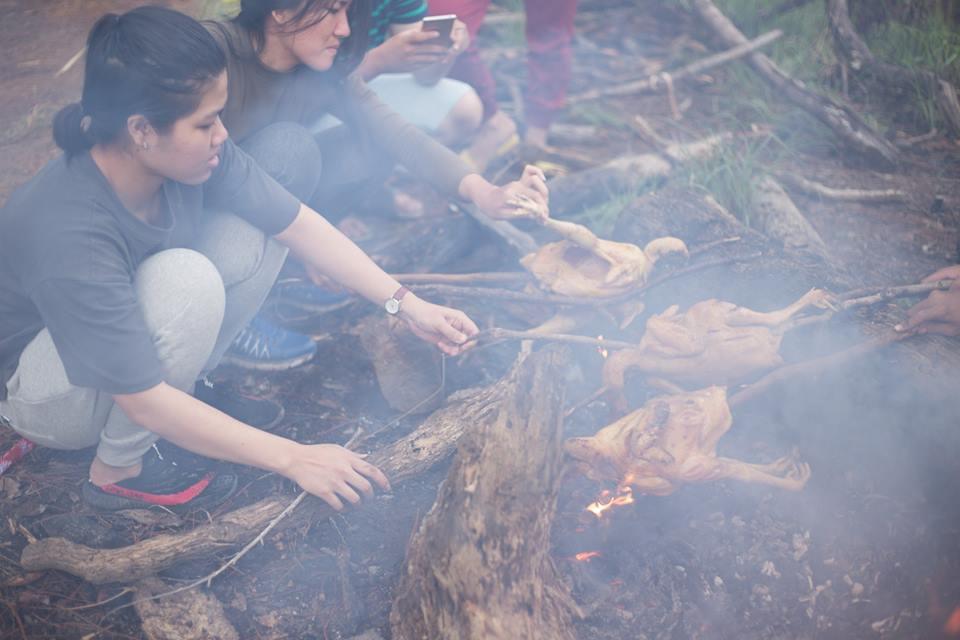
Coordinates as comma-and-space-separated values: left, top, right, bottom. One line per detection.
0, 139, 300, 400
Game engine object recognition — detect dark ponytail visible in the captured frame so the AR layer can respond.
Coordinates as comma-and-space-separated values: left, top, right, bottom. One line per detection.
233, 0, 370, 78
53, 7, 227, 156
52, 102, 93, 155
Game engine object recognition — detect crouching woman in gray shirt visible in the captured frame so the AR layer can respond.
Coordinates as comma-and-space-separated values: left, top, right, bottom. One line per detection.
0, 6, 478, 512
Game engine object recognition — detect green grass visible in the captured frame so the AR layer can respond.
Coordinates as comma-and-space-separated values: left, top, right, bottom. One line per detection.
866, 14, 960, 130
563, 182, 655, 236
682, 135, 785, 228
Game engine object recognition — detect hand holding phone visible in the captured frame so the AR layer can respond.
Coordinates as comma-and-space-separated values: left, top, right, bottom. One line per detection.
421, 14, 456, 49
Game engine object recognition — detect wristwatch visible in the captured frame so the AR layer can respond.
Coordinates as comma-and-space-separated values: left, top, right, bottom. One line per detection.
385, 285, 410, 315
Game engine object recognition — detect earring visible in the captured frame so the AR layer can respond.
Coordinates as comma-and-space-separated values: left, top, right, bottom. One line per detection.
141, 141, 149, 151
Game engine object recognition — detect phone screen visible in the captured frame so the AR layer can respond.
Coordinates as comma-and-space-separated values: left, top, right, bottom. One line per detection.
422, 14, 455, 48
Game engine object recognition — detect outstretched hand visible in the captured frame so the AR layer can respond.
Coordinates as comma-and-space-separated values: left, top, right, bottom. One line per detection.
400, 295, 479, 355
468, 165, 550, 222
897, 265, 960, 336
286, 443, 391, 511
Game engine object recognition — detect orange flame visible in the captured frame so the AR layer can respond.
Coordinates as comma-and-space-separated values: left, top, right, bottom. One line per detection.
596, 335, 609, 359
585, 485, 634, 518
574, 551, 601, 562
946, 606, 960, 636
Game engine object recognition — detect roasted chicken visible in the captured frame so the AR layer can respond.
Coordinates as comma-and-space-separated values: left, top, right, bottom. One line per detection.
520, 222, 688, 298
602, 288, 832, 406
564, 386, 811, 496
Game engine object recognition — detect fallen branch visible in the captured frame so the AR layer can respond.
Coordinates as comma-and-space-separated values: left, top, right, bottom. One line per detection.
773, 171, 907, 203
838, 280, 951, 307
828, 0, 960, 137
20, 372, 522, 583
568, 29, 784, 104
690, 0, 899, 168
729, 332, 903, 408
750, 175, 835, 266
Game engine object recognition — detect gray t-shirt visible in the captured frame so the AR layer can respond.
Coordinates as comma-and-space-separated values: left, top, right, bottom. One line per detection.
0, 139, 300, 400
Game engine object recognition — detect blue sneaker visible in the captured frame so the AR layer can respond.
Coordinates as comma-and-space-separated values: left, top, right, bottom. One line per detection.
271, 278, 353, 313
223, 314, 317, 371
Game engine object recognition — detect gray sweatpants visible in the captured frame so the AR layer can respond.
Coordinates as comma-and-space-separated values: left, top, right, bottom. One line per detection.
0, 214, 287, 467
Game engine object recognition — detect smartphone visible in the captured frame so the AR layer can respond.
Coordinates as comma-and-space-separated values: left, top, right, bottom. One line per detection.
421, 14, 456, 48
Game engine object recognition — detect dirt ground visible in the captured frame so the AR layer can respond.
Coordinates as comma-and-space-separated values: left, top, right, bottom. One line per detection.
2, 1, 960, 639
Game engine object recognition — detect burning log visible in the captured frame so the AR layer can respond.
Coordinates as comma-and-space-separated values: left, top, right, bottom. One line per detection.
20, 370, 525, 583
565, 386, 811, 496
390, 346, 580, 640
689, 0, 900, 169
827, 0, 960, 137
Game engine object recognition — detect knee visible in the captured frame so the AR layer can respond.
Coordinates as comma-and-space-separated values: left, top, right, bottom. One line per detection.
135, 249, 226, 344
195, 213, 287, 288
437, 90, 484, 147
242, 122, 322, 202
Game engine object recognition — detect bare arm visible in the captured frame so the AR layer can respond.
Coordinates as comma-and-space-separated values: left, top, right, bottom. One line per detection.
275, 204, 478, 353
114, 383, 389, 510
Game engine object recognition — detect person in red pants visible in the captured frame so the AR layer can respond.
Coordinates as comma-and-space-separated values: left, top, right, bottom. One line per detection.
429, 0, 578, 172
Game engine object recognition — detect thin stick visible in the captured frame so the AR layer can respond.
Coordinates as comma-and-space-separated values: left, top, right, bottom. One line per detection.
729, 332, 903, 408
563, 386, 608, 419
481, 328, 635, 350
773, 171, 907, 203
412, 252, 761, 307
115, 492, 309, 614
55, 47, 85, 78
391, 272, 529, 284
689, 236, 742, 257
111, 359, 447, 614
838, 280, 951, 305
568, 30, 783, 103
410, 284, 594, 306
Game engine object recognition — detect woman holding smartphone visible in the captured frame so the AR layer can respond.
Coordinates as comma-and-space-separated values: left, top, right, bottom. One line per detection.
206, 0, 550, 371
0, 6, 479, 512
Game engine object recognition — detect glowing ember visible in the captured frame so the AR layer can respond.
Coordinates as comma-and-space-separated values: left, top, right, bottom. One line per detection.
574, 551, 601, 562
946, 606, 960, 636
596, 335, 609, 359
585, 485, 634, 517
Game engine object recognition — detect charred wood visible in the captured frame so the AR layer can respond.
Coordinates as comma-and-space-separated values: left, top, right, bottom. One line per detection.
134, 577, 239, 640
390, 346, 580, 640
19, 377, 518, 583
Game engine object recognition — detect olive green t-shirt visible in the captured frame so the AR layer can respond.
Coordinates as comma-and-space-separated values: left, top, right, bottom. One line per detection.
206, 20, 470, 197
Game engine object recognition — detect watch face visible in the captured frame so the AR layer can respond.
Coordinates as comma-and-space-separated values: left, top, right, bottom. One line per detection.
385, 298, 400, 314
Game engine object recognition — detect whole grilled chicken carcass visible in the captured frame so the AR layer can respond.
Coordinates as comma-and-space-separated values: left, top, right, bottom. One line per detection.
564, 386, 810, 496
602, 288, 832, 405
520, 218, 688, 298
